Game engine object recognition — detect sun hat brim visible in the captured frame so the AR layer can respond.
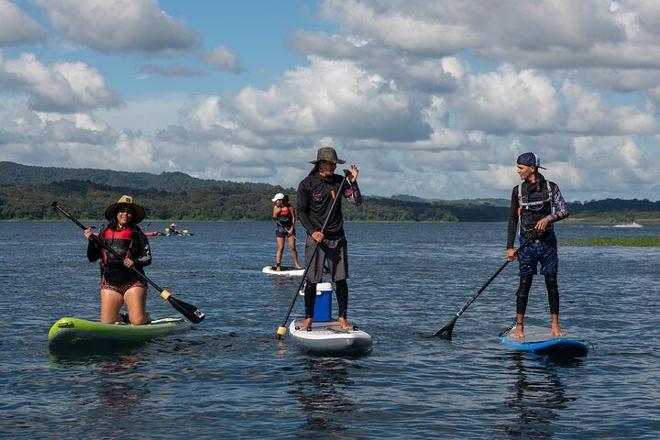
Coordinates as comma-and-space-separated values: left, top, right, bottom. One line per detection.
104, 202, 145, 224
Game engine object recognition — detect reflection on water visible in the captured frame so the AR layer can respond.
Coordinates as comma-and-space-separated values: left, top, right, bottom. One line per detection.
49, 347, 150, 411
289, 357, 357, 435
499, 353, 580, 439
96, 355, 150, 409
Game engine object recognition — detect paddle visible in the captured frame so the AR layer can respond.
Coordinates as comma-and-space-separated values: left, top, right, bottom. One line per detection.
274, 219, 299, 242
433, 236, 535, 339
52, 201, 205, 324
276, 170, 351, 339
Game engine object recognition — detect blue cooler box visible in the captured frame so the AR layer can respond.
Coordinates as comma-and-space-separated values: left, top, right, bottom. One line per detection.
314, 282, 333, 322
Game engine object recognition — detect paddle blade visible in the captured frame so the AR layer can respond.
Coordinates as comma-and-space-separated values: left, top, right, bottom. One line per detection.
168, 296, 205, 323
161, 290, 205, 323
433, 317, 457, 339
276, 326, 287, 339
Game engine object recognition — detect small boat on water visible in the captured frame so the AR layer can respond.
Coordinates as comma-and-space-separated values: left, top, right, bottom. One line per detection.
613, 222, 643, 228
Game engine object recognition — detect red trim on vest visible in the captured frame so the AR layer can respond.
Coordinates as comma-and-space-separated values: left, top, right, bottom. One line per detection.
103, 226, 134, 240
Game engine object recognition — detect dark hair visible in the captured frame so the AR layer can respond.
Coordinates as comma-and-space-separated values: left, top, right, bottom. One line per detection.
109, 206, 136, 227
308, 164, 320, 176
282, 195, 290, 204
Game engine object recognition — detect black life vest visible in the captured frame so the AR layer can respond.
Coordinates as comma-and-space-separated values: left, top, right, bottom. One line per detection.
517, 178, 554, 239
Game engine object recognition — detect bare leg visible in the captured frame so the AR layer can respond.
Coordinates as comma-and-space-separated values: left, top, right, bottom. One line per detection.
100, 288, 124, 324
124, 285, 149, 325
288, 236, 302, 269
550, 313, 565, 337
513, 313, 525, 339
275, 237, 285, 270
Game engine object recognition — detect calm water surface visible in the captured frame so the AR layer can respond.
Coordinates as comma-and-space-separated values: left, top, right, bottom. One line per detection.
1, 221, 658, 439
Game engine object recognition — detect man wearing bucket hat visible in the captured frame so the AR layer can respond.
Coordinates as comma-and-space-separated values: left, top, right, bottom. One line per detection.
272, 192, 302, 270
296, 146, 362, 331
506, 152, 569, 339
83, 195, 152, 325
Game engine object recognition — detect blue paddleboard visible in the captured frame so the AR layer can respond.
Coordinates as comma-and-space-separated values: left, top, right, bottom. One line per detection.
500, 325, 589, 357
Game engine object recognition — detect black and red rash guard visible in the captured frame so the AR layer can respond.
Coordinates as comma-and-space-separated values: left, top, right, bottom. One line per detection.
87, 225, 152, 285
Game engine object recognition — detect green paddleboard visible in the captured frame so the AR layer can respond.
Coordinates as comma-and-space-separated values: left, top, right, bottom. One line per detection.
48, 317, 190, 346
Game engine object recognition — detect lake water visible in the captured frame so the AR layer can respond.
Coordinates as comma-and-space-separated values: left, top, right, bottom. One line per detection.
1, 221, 658, 439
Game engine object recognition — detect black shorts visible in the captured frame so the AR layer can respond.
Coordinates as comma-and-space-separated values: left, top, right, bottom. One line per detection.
275, 226, 294, 238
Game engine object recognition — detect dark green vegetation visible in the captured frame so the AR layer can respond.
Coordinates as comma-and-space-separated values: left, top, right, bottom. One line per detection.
563, 237, 660, 247
1, 161, 659, 222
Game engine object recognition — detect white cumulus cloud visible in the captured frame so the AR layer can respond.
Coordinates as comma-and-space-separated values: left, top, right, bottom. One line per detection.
35, 0, 196, 53
0, 52, 120, 112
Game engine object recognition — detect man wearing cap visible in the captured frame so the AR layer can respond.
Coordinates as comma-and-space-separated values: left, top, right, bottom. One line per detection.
296, 147, 362, 331
507, 152, 569, 339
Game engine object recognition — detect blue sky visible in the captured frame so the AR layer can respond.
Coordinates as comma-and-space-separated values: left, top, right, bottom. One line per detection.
0, 0, 658, 200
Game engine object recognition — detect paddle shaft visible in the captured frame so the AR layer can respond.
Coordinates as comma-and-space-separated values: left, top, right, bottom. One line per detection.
434, 236, 535, 338
274, 219, 299, 242
52, 201, 205, 323
53, 203, 167, 291
276, 172, 350, 338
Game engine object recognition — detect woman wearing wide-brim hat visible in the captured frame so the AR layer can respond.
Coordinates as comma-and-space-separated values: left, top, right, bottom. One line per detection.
83, 195, 152, 324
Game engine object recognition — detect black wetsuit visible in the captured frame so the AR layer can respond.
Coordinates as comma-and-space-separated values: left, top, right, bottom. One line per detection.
506, 174, 569, 316
297, 172, 362, 319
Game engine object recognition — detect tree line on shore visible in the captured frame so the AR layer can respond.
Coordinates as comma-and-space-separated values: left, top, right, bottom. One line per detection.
0, 161, 658, 222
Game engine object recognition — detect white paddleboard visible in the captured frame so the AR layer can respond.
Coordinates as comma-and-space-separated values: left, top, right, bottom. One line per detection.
289, 320, 372, 355
262, 265, 304, 276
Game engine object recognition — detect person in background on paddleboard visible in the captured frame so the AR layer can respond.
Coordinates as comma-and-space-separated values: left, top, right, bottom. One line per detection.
296, 147, 362, 331
272, 193, 303, 271
83, 195, 152, 325
507, 153, 569, 339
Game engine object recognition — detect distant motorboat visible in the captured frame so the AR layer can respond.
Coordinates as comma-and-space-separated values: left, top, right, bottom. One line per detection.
613, 222, 643, 228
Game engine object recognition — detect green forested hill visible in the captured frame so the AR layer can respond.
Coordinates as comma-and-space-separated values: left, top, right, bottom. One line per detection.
0, 161, 658, 222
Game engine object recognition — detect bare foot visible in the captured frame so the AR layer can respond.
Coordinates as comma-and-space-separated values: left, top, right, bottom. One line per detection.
512, 323, 525, 339
294, 264, 303, 269
274, 264, 281, 272
338, 317, 352, 330
551, 327, 566, 337
297, 317, 312, 331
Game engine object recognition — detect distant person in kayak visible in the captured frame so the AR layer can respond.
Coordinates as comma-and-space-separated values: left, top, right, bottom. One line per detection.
83, 195, 152, 325
296, 147, 362, 331
272, 192, 303, 271
167, 223, 179, 235
507, 153, 569, 339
